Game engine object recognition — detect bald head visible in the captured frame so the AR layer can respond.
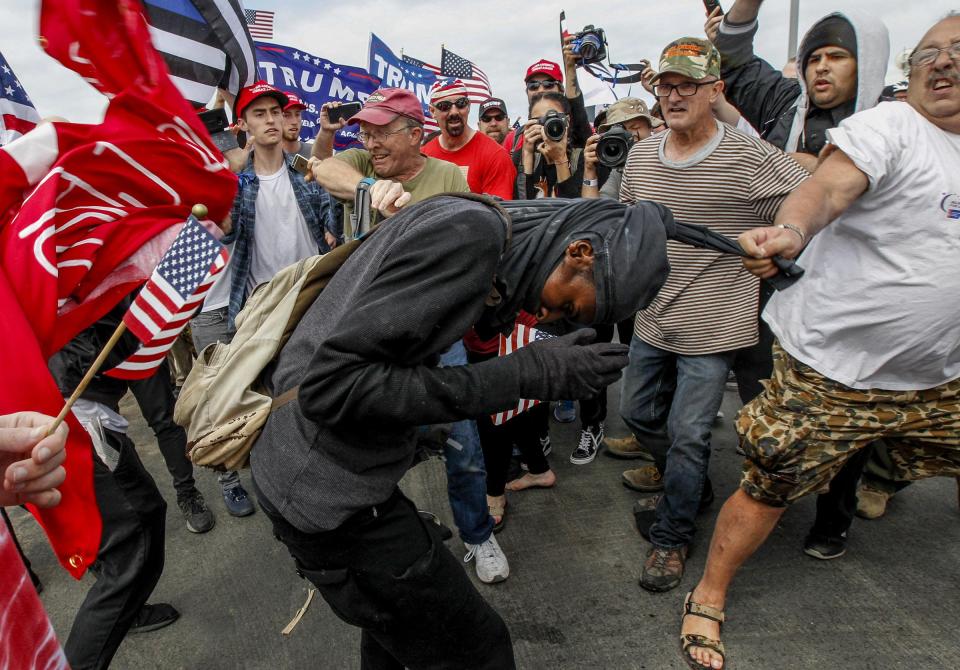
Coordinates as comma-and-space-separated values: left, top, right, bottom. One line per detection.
907, 14, 960, 133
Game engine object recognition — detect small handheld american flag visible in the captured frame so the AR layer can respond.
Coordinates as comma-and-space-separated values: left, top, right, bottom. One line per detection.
491, 324, 553, 426
105, 215, 228, 380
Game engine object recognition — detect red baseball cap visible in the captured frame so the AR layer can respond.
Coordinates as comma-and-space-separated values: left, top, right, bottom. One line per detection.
284, 92, 307, 112
524, 59, 563, 83
349, 88, 426, 126
234, 81, 288, 118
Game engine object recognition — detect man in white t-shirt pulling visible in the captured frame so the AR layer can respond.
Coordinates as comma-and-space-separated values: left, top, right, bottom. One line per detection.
680, 14, 960, 670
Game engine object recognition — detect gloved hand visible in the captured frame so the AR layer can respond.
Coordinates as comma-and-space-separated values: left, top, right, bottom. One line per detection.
513, 329, 630, 400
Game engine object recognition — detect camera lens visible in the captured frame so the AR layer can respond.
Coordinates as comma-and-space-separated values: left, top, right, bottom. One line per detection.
543, 117, 566, 142
579, 37, 600, 61
596, 129, 634, 168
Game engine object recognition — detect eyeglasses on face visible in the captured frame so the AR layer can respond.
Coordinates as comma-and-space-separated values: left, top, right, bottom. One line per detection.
653, 80, 718, 97
433, 97, 470, 112
357, 126, 412, 144
526, 79, 560, 92
910, 41, 960, 68
481, 113, 506, 122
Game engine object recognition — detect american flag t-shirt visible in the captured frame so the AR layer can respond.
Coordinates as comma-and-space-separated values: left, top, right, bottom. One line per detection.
491, 324, 553, 426
440, 48, 492, 104
244, 8, 275, 40
0, 51, 40, 146
106, 216, 228, 380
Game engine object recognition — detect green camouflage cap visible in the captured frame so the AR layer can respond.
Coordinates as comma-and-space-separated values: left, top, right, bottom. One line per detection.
651, 37, 721, 83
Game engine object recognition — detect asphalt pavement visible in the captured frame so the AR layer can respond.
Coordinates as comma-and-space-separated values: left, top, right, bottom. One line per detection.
9, 385, 960, 669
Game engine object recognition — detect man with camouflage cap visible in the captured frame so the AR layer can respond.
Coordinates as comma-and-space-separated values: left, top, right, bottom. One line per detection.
612, 37, 808, 593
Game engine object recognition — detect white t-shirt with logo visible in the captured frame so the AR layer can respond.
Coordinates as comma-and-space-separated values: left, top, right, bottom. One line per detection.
247, 165, 318, 294
765, 101, 960, 391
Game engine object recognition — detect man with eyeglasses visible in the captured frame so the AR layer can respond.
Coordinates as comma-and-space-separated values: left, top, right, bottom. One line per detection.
614, 38, 808, 594
707, 0, 891, 563
309, 88, 468, 239
478, 98, 511, 144
681, 14, 960, 670
422, 80, 516, 200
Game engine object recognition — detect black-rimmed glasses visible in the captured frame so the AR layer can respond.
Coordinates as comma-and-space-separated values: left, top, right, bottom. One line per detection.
653, 80, 718, 97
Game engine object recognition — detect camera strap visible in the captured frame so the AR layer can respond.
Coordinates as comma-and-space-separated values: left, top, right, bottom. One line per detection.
583, 62, 648, 85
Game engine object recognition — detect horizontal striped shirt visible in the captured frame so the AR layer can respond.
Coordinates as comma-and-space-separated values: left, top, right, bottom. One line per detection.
620, 122, 808, 355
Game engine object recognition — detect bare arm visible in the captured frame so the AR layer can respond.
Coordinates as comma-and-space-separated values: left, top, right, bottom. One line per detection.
738, 149, 869, 277
561, 35, 581, 99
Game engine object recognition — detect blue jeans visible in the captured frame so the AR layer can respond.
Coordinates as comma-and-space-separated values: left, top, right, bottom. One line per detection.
619, 338, 733, 549
440, 341, 494, 546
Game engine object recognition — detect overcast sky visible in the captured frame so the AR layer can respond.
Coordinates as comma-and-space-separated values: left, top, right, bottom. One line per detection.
1, 1, 954, 125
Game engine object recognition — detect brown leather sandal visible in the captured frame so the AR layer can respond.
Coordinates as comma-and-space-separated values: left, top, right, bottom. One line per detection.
680, 591, 726, 669
488, 497, 506, 534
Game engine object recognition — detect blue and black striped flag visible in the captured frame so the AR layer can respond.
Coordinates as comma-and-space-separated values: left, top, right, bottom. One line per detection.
143, 0, 258, 108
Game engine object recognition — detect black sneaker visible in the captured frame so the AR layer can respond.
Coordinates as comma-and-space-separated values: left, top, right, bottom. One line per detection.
128, 603, 180, 635
177, 490, 215, 534
803, 532, 847, 560
570, 423, 604, 465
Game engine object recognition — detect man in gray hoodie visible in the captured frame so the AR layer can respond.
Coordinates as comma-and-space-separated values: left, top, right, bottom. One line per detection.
711, 0, 890, 561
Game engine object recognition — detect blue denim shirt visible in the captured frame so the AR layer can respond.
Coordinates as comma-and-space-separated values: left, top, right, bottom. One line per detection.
223, 152, 334, 326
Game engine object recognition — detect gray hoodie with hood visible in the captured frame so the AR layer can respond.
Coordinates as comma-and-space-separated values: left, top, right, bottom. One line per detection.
713, 10, 890, 153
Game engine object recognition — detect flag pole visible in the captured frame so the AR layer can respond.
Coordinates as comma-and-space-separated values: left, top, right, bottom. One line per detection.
46, 203, 210, 435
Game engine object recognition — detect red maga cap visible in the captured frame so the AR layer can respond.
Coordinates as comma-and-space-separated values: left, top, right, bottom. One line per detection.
284, 92, 307, 111
349, 88, 426, 126
524, 59, 563, 83
234, 81, 288, 118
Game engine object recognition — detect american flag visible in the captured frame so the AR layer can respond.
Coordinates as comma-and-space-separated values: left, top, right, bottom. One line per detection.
401, 53, 441, 134
440, 48, 492, 104
0, 51, 40, 146
244, 8, 275, 40
106, 216, 228, 380
491, 324, 553, 426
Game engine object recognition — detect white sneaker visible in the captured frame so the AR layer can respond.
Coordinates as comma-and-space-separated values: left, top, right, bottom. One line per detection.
464, 535, 509, 584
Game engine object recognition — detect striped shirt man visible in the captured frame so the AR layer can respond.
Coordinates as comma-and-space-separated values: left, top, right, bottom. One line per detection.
620, 121, 809, 355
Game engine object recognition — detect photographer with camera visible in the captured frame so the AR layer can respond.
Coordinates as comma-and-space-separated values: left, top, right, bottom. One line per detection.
582, 98, 663, 201
515, 93, 584, 199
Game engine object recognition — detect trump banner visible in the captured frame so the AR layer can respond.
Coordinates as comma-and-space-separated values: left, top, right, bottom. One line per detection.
368, 33, 440, 132
255, 43, 379, 151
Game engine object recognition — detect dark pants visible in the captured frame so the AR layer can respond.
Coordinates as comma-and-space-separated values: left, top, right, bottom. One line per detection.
129, 360, 195, 499
65, 431, 167, 670
257, 485, 515, 670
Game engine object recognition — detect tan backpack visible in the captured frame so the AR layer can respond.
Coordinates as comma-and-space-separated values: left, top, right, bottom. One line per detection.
174, 238, 364, 470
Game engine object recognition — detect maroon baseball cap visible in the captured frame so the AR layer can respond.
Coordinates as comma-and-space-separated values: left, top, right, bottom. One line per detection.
284, 92, 307, 111
524, 59, 563, 83
349, 88, 426, 126
234, 81, 288, 118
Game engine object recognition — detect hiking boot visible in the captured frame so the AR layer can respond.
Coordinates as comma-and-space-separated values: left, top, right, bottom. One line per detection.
570, 423, 604, 465
128, 603, 180, 635
856, 485, 891, 520
803, 532, 847, 560
464, 535, 509, 584
603, 434, 654, 460
177, 489, 215, 534
622, 465, 664, 492
553, 400, 576, 423
222, 482, 255, 517
639, 545, 688, 593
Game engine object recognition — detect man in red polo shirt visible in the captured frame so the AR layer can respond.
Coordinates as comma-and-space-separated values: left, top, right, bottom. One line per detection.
421, 79, 516, 200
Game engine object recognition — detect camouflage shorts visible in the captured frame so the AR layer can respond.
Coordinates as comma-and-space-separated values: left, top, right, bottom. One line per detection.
737, 341, 960, 507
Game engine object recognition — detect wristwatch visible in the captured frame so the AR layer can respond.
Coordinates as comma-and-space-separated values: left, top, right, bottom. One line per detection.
357, 177, 376, 191
582, 178, 599, 188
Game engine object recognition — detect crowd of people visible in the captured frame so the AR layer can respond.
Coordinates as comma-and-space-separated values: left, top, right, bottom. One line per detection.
4, 1, 959, 668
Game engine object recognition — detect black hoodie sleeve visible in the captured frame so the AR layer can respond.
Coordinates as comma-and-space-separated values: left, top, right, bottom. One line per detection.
297, 213, 527, 427
714, 19, 803, 141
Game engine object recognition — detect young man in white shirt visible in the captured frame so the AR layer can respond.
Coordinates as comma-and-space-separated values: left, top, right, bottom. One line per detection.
681, 14, 960, 669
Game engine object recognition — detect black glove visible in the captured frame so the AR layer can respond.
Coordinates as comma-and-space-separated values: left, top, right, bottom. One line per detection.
513, 328, 629, 401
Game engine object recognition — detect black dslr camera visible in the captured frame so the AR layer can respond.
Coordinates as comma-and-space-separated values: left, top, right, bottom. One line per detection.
596, 125, 635, 168
536, 109, 568, 142
571, 25, 608, 65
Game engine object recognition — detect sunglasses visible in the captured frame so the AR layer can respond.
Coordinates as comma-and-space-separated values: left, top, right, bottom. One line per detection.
434, 97, 470, 112
481, 113, 506, 122
526, 79, 560, 92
